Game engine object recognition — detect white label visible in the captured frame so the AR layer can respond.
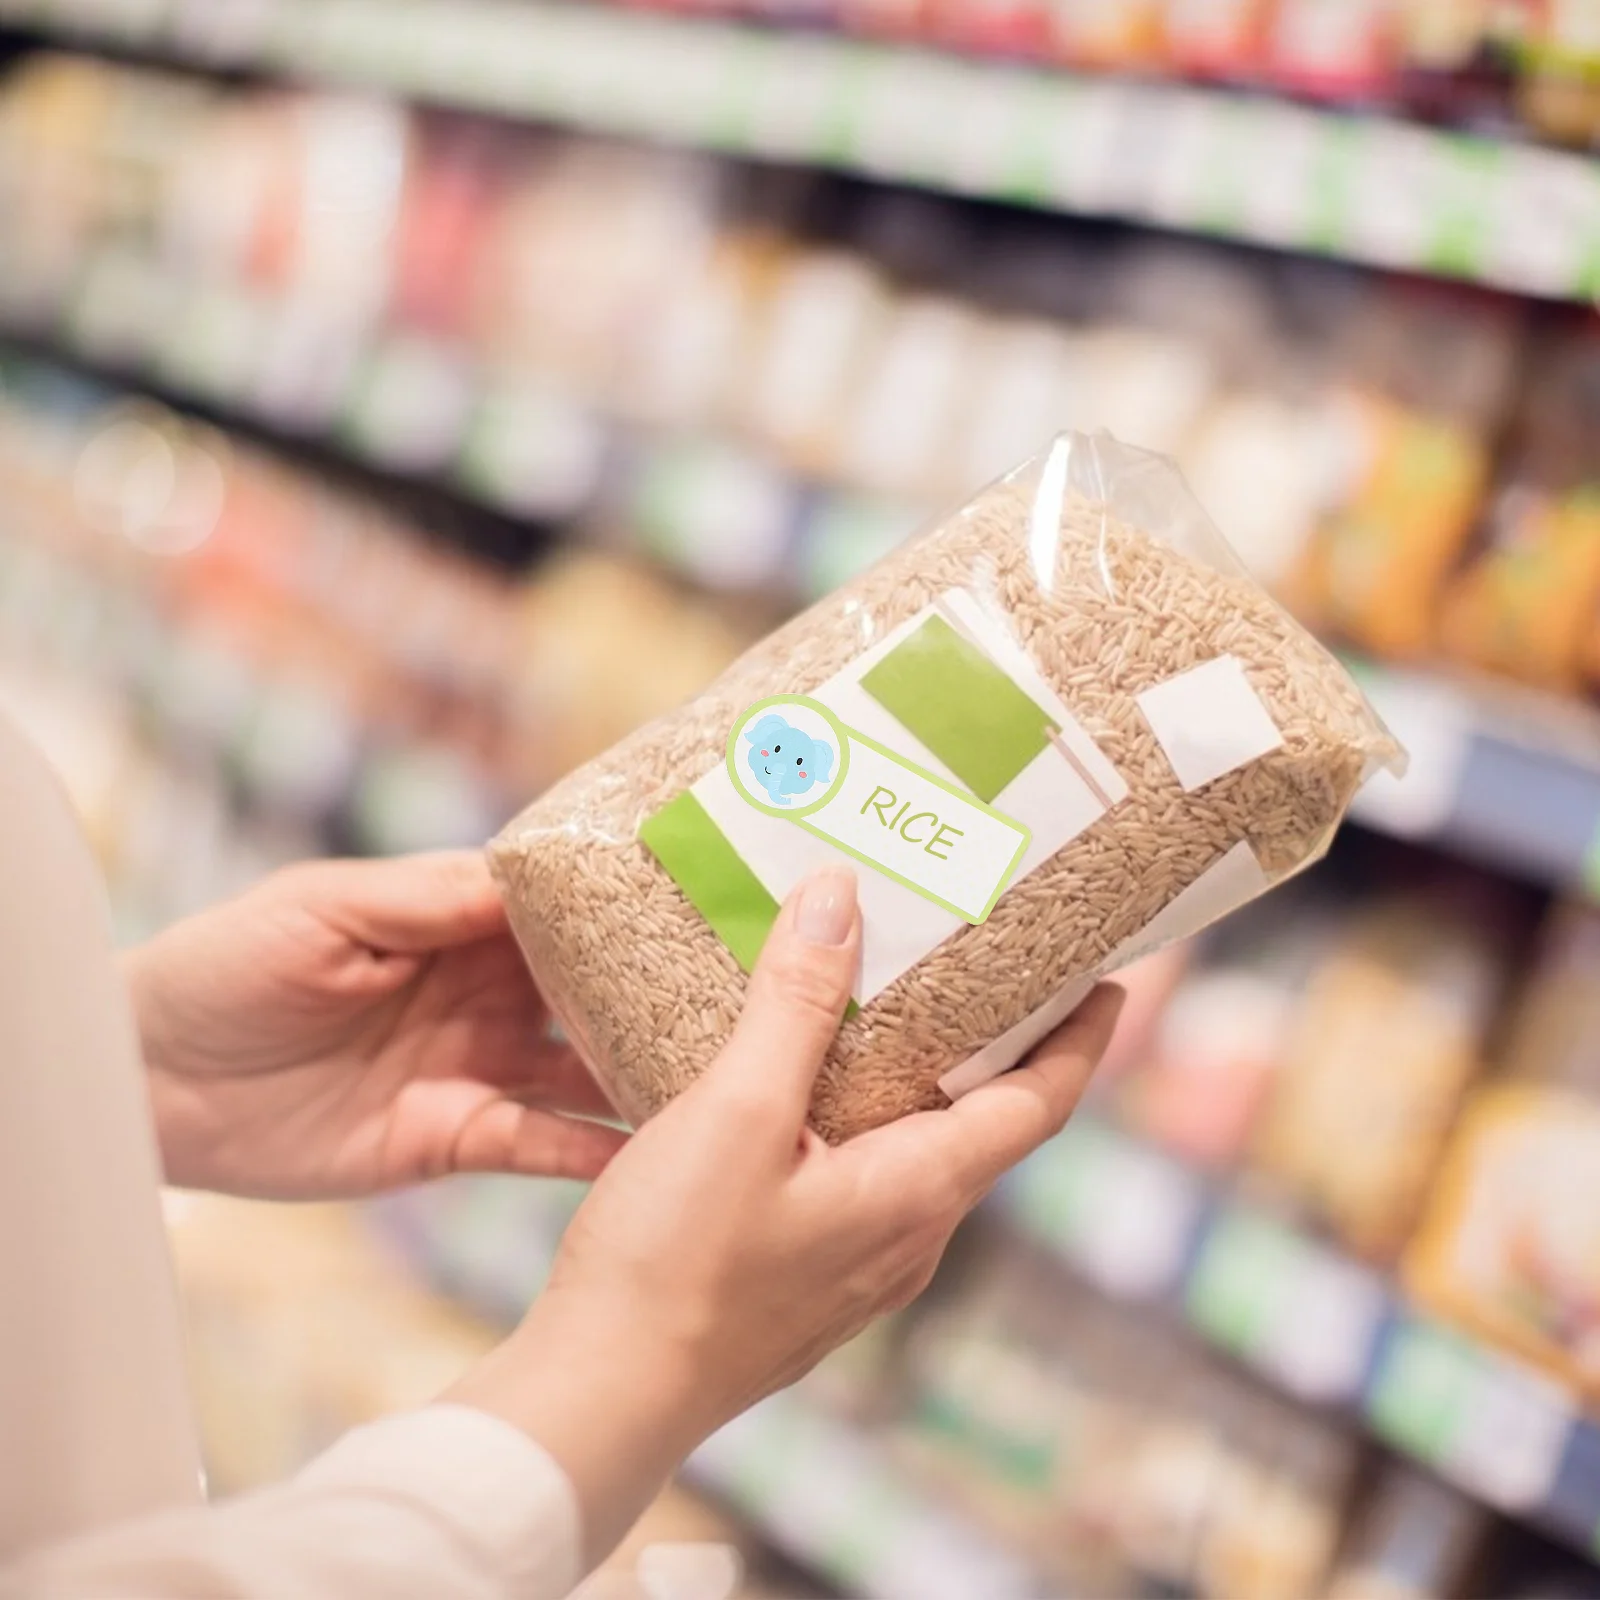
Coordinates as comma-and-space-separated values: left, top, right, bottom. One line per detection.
1072, 1139, 1203, 1299
1444, 1359, 1572, 1511
939, 975, 1097, 1100
1266, 1248, 1385, 1402
693, 588, 1123, 1003
1136, 654, 1284, 791
730, 697, 1030, 925
1105, 840, 1270, 970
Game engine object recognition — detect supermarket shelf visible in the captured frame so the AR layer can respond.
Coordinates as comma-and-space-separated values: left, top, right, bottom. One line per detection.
369, 1180, 1044, 1600
1347, 660, 1600, 900
16, 300, 1600, 905
687, 1392, 1043, 1600
4, 0, 1600, 303
1003, 1113, 1600, 1561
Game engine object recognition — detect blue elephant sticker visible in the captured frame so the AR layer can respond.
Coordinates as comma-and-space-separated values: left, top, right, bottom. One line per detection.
744, 713, 834, 806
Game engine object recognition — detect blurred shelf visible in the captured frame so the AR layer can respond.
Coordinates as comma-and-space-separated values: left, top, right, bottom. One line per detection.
687, 1391, 1043, 1600
16, 301, 1600, 905
1003, 1112, 1600, 1563
1347, 659, 1600, 901
4, 0, 1600, 303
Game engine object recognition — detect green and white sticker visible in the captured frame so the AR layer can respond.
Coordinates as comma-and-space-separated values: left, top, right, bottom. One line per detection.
638, 585, 1129, 1012
725, 694, 1030, 925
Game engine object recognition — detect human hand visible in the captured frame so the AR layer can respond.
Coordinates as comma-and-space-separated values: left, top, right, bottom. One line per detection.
127, 852, 627, 1200
447, 865, 1123, 1564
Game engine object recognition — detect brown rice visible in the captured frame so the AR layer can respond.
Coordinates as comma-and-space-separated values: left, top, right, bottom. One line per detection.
492, 446, 1402, 1142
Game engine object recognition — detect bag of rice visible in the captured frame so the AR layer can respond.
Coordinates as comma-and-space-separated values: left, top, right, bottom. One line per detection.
491, 433, 1405, 1142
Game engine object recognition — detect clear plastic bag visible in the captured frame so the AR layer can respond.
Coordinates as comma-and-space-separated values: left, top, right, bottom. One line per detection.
491, 434, 1405, 1141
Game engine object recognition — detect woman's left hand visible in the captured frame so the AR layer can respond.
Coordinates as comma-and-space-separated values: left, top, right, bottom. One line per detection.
126, 852, 627, 1200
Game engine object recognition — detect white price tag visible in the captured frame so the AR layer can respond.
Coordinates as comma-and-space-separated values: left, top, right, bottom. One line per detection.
870, 1507, 1035, 1600
741, 35, 841, 159
1037, 79, 1129, 215
1235, 103, 1327, 247
1071, 1136, 1202, 1299
67, 248, 177, 370
1491, 147, 1600, 299
850, 52, 963, 182
1137, 87, 1225, 228
1347, 668, 1470, 839
464, 378, 605, 521
1443, 1357, 1573, 1511
250, 299, 365, 433
635, 23, 740, 141
1345, 121, 1454, 270
760, 1429, 875, 1563
167, 0, 279, 62
1263, 1246, 1384, 1403
348, 334, 476, 474
651, 444, 793, 591
536, 9, 626, 120
944, 70, 1039, 196
159, 282, 271, 405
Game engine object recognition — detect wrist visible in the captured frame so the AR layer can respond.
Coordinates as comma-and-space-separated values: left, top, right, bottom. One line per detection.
445, 1284, 716, 1567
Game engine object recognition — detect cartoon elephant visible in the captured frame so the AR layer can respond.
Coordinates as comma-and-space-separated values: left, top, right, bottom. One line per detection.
744, 713, 834, 806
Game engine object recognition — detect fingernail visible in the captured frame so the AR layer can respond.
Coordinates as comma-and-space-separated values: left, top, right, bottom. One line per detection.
795, 866, 856, 946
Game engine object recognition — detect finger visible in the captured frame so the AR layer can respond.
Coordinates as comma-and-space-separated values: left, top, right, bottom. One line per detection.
710, 865, 860, 1134
942, 982, 1124, 1195
846, 983, 1125, 1211
295, 852, 507, 953
447, 1097, 630, 1182
491, 1046, 621, 1121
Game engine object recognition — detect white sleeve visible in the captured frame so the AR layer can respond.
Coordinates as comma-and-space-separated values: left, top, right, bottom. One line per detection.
0, 1406, 584, 1600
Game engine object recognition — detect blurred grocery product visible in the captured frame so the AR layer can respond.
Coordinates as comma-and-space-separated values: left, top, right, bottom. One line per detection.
1405, 1083, 1600, 1402
1440, 318, 1600, 691
894, 1246, 1355, 1599
1289, 285, 1521, 661
1250, 884, 1514, 1263
1115, 892, 1334, 1168
1498, 901, 1600, 1095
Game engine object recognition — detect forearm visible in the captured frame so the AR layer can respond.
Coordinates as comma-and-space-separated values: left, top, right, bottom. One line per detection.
2, 1407, 580, 1600
445, 1285, 715, 1571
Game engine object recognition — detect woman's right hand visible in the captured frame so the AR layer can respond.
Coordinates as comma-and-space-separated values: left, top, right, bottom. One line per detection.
447, 865, 1123, 1566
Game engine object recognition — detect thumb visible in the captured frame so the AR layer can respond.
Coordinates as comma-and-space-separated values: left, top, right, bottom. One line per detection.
713, 865, 860, 1133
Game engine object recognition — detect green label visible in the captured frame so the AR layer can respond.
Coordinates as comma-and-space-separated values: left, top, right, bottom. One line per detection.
860, 614, 1056, 803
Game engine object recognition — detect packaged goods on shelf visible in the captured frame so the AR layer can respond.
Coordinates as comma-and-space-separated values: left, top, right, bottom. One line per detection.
1162, 0, 1272, 79
0, 350, 751, 866
1514, 7, 1600, 148
491, 431, 1402, 1143
1114, 888, 1338, 1169
1047, 0, 1165, 69
1264, 0, 1399, 100
1405, 1082, 1600, 1403
893, 1250, 1355, 1599
1323, 1461, 1490, 1600
1248, 882, 1515, 1263
1498, 901, 1600, 1097
1288, 284, 1523, 662
1439, 318, 1600, 693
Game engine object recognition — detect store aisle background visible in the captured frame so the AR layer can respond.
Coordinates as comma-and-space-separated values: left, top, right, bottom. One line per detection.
4, 3, 1600, 1596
